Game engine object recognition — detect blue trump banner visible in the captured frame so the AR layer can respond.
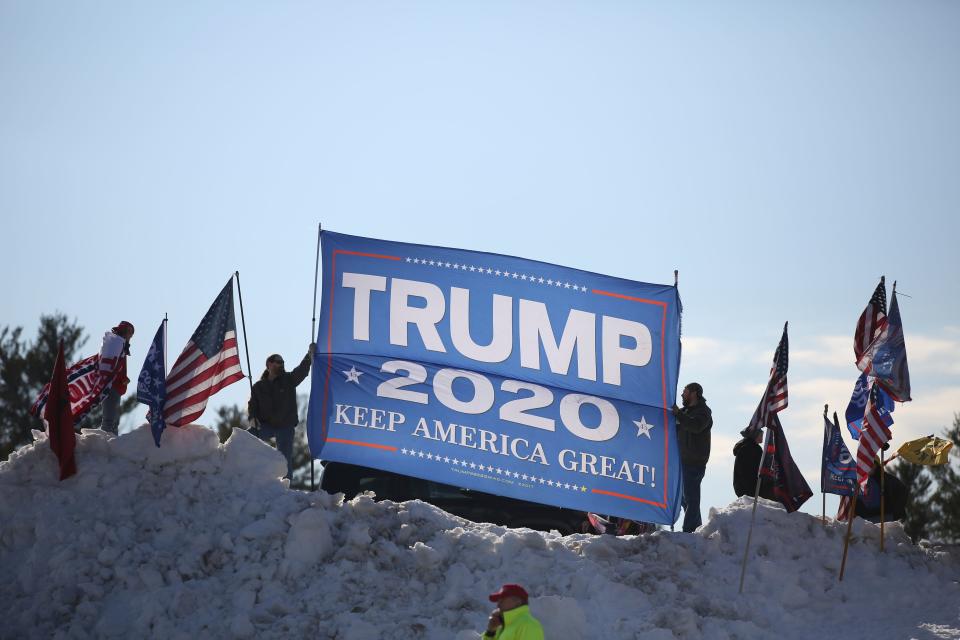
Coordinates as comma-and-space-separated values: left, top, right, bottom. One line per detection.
307, 231, 683, 525
822, 412, 856, 496
845, 373, 894, 440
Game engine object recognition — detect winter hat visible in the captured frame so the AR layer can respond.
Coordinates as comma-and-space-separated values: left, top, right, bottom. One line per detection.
740, 426, 762, 439
489, 584, 529, 604
112, 321, 135, 335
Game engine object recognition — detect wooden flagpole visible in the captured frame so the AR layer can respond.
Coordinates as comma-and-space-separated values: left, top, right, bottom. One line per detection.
879, 448, 886, 552
879, 281, 897, 552
839, 483, 860, 581
738, 427, 768, 593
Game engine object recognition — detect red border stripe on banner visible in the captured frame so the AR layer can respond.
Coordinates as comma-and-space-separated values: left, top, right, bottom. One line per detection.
592, 288, 670, 509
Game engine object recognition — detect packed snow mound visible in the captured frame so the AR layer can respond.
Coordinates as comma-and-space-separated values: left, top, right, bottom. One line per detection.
1, 425, 958, 640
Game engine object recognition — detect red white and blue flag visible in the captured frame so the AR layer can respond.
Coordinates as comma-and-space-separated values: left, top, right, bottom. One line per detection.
854, 277, 887, 362
163, 279, 245, 427
743, 322, 789, 438
857, 290, 911, 402
31, 354, 114, 425
854, 382, 894, 487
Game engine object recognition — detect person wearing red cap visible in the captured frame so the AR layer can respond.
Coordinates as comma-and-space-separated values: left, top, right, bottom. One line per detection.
483, 584, 543, 639
99, 321, 135, 434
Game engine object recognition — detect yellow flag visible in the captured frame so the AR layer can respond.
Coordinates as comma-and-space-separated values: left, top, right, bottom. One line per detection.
897, 436, 954, 466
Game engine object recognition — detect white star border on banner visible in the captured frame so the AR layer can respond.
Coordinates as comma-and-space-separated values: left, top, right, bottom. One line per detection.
397, 448, 591, 493
403, 256, 591, 293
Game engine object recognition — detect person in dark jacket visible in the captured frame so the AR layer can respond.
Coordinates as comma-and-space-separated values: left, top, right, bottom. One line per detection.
672, 382, 713, 532
248, 343, 315, 479
732, 428, 775, 500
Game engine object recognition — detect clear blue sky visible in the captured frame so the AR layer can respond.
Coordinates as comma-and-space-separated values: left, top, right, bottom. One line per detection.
3, 1, 958, 520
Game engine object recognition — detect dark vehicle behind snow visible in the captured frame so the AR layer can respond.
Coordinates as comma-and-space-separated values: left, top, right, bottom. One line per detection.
320, 461, 587, 535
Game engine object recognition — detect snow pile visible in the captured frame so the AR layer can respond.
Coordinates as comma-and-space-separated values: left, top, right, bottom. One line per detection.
1, 425, 958, 640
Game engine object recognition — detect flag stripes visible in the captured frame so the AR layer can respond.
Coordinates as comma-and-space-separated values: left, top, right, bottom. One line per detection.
162, 279, 245, 427
854, 277, 887, 361
744, 323, 789, 437
163, 332, 243, 426
854, 384, 892, 487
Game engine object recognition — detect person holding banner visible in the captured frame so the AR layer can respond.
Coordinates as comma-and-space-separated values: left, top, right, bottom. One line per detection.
100, 321, 135, 434
673, 382, 713, 532
247, 343, 316, 479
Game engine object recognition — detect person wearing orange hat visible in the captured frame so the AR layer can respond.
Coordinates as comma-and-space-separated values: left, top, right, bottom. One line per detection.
483, 584, 544, 639
99, 321, 135, 434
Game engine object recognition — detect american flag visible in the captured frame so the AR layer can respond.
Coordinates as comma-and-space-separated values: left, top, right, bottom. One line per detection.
163, 279, 245, 427
837, 494, 854, 522
854, 277, 887, 361
857, 290, 912, 402
854, 382, 894, 487
744, 322, 789, 437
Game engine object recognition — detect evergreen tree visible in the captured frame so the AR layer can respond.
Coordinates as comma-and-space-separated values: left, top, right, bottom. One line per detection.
1, 315, 85, 459
928, 414, 960, 543
889, 458, 933, 543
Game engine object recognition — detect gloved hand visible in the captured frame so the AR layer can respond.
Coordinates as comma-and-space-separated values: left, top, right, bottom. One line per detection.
308, 342, 316, 358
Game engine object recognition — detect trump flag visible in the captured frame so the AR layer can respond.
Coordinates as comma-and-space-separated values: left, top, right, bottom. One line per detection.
308, 231, 683, 525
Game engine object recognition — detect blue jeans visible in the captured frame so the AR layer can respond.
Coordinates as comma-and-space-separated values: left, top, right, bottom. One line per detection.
255, 424, 294, 479
101, 388, 120, 434
681, 464, 706, 533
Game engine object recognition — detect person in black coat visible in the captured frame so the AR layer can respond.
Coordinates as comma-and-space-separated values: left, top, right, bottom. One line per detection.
248, 343, 315, 479
732, 429, 775, 500
672, 382, 713, 532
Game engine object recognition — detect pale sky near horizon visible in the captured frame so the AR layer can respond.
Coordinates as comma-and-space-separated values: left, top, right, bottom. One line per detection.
2, 1, 958, 521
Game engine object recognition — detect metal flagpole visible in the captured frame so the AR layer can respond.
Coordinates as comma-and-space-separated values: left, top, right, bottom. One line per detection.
738, 428, 768, 594
822, 405, 828, 525
163, 314, 168, 375
312, 223, 322, 342
234, 272, 255, 398
309, 223, 322, 491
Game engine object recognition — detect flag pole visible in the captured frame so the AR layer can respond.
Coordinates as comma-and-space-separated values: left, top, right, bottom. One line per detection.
822, 404, 828, 525
234, 271, 255, 397
880, 447, 886, 552
839, 483, 860, 581
312, 223, 322, 342
738, 428, 768, 594
309, 223, 322, 491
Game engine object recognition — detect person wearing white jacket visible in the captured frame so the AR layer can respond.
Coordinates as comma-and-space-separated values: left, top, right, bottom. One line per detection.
99, 321, 134, 434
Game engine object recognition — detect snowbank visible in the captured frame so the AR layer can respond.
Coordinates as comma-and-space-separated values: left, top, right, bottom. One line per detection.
1, 425, 957, 639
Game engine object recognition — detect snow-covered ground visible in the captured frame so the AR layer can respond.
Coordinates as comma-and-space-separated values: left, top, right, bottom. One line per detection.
1, 425, 957, 640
